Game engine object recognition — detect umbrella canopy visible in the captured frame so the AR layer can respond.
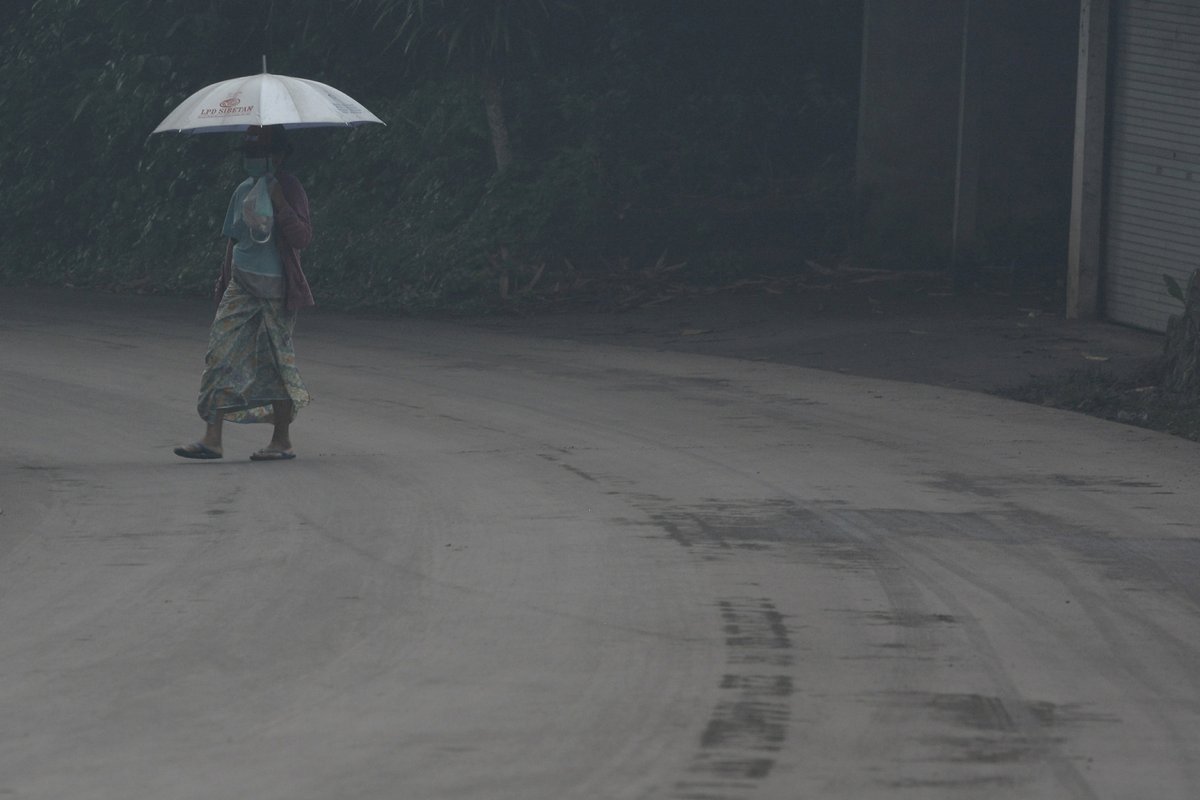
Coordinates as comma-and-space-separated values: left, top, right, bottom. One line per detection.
151, 70, 384, 134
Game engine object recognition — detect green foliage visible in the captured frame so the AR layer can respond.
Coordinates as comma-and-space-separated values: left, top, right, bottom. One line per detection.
363, 0, 580, 75
1, 1, 237, 289
1003, 361, 1200, 444
296, 77, 612, 312
0, 1, 862, 314
1164, 273, 1187, 306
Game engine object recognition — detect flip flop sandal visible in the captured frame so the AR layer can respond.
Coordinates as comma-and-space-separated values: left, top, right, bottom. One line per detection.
174, 442, 223, 460
250, 448, 296, 461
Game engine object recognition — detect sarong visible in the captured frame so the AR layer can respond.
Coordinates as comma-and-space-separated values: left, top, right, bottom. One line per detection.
197, 278, 311, 424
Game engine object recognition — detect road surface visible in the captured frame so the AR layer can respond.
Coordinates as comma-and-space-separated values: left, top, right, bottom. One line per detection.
2, 290, 1199, 799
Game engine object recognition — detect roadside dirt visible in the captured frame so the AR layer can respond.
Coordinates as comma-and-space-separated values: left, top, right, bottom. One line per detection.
468, 278, 1164, 396
9, 281, 1167, 430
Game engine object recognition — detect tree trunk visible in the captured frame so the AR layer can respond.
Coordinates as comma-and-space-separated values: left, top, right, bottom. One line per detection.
1163, 270, 1200, 396
481, 70, 513, 174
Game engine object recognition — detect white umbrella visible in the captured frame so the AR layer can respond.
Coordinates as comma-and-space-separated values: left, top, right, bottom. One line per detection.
151, 58, 383, 134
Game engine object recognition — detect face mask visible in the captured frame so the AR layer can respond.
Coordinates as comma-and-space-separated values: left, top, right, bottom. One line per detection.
243, 156, 271, 178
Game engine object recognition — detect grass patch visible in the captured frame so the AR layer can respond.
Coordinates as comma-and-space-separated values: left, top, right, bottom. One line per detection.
1001, 361, 1200, 442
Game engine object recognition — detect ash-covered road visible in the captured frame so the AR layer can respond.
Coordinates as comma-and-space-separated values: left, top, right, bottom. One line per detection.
2, 290, 1199, 799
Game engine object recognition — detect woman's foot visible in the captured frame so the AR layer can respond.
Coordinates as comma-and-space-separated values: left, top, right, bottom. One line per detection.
250, 447, 295, 461
173, 441, 223, 459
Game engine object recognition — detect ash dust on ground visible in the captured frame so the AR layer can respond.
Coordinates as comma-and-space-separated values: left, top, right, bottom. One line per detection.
468, 270, 1199, 442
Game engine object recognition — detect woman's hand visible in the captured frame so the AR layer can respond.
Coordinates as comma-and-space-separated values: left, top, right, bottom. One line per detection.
267, 176, 287, 209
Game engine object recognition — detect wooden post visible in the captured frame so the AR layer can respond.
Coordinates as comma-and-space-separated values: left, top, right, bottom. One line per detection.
951, 0, 983, 288
1067, 0, 1110, 320
853, 0, 874, 246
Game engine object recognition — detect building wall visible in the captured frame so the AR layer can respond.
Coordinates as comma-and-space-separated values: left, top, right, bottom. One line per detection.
1102, 0, 1200, 331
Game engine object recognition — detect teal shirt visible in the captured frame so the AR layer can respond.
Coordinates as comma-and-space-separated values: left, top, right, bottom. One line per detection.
223, 177, 284, 284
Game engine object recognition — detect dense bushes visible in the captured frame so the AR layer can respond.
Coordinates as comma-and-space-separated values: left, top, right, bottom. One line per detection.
0, 1, 862, 313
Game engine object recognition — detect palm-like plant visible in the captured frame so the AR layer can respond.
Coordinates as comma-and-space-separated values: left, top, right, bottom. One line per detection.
370, 0, 576, 173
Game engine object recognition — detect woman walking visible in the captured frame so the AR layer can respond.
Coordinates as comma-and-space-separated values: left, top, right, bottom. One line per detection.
175, 125, 314, 461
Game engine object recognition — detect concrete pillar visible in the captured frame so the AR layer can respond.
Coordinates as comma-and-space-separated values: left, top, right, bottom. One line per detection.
1067, 0, 1110, 320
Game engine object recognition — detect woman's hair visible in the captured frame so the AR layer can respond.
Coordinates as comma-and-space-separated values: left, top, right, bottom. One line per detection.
266, 125, 295, 159
240, 125, 295, 159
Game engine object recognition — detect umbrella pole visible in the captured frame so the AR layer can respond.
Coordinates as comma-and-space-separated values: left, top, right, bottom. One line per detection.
262, 54, 267, 73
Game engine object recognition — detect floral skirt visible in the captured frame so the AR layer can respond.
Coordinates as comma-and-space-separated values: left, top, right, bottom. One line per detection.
197, 278, 310, 424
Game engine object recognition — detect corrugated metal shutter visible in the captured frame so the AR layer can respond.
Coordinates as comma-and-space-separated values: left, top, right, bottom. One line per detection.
1105, 0, 1200, 331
